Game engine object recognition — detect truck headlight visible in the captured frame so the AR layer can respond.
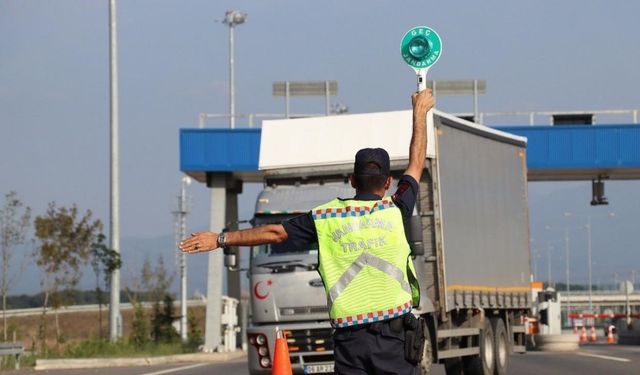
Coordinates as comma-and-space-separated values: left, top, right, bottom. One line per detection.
260, 357, 271, 368
256, 334, 266, 345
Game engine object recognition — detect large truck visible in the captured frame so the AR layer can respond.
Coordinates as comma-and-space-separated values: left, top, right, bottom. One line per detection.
232, 110, 532, 375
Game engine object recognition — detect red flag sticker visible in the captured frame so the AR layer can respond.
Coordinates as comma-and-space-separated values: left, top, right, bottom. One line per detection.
253, 280, 272, 300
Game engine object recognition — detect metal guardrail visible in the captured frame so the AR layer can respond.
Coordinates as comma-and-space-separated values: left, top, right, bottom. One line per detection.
197, 108, 640, 129
558, 292, 640, 308
476, 109, 639, 126
3, 299, 207, 318
0, 342, 24, 369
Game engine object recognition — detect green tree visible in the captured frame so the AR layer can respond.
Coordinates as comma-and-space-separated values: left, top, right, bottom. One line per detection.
34, 202, 102, 351
90, 233, 121, 339
152, 294, 179, 344
127, 256, 174, 348
141, 256, 174, 303
0, 191, 31, 341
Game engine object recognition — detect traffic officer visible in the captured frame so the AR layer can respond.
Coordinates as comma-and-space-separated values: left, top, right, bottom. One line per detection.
179, 89, 434, 374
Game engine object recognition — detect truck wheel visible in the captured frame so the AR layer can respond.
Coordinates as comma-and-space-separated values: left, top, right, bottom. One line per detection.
444, 358, 464, 375
491, 318, 509, 375
417, 332, 433, 375
463, 319, 495, 375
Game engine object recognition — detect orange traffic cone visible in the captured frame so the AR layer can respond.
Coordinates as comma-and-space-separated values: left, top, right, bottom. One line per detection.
607, 326, 615, 344
272, 330, 292, 375
590, 326, 597, 342
580, 326, 588, 343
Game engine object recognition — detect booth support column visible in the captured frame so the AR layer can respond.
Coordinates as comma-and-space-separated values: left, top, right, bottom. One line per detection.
204, 173, 226, 352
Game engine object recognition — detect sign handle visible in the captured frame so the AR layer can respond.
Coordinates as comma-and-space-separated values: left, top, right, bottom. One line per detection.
417, 68, 428, 92
415, 68, 435, 158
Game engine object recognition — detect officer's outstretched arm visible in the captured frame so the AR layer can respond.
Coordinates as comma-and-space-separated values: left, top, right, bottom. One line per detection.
179, 224, 288, 253
404, 90, 434, 182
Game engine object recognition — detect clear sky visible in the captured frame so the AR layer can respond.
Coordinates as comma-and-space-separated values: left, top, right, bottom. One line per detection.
1, 1, 639, 293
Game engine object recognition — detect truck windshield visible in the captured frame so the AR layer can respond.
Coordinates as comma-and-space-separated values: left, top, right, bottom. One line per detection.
251, 241, 318, 257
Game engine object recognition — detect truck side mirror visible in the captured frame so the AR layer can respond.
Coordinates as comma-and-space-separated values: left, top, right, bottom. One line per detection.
407, 215, 425, 256
224, 247, 239, 271
539, 307, 549, 326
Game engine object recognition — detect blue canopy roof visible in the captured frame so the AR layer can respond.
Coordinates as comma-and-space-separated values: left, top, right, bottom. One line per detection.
180, 124, 640, 182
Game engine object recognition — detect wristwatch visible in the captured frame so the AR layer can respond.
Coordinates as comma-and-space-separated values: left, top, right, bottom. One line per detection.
217, 232, 227, 249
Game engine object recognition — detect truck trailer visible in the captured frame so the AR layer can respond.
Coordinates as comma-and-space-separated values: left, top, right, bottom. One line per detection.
234, 109, 531, 375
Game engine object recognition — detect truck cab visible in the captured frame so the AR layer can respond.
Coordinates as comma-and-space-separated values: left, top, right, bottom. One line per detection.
245, 182, 354, 374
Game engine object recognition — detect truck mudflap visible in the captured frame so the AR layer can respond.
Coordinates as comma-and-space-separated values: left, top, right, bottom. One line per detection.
247, 323, 334, 375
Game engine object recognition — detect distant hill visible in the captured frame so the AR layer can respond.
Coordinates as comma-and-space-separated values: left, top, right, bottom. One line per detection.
7, 180, 638, 298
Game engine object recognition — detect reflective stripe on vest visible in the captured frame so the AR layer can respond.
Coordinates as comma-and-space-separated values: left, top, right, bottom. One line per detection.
313, 197, 420, 327
327, 252, 412, 309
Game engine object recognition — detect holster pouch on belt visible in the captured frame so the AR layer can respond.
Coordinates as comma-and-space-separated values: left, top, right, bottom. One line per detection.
403, 313, 426, 365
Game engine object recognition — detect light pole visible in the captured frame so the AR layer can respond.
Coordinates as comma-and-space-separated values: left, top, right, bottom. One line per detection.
546, 245, 554, 287
174, 176, 191, 342
531, 247, 554, 283
587, 216, 592, 310
108, 0, 122, 341
532, 249, 539, 280
545, 225, 572, 320
223, 10, 247, 129
564, 212, 615, 313
530, 238, 562, 286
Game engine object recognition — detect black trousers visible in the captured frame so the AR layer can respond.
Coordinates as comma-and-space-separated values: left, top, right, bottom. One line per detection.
333, 318, 416, 375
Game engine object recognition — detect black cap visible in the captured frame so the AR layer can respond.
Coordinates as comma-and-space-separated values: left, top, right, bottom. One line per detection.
354, 148, 390, 176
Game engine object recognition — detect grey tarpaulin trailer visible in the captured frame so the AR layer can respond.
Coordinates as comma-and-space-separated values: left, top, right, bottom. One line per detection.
246, 109, 531, 375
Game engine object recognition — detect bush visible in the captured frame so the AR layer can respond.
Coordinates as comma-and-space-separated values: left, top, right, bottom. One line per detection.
184, 309, 203, 352
130, 301, 149, 348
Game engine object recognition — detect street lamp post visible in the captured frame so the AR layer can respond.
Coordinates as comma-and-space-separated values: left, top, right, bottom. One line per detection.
532, 249, 539, 280
223, 10, 247, 129
586, 216, 593, 311
546, 245, 553, 287
563, 228, 570, 319
175, 176, 191, 342
531, 237, 562, 286
108, 0, 122, 341
545, 225, 572, 321
564, 212, 615, 313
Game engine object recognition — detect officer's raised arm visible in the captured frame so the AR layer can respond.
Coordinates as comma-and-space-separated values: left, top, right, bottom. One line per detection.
404, 90, 434, 182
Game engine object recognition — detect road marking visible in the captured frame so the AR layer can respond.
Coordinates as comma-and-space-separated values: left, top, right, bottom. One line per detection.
140, 363, 209, 375
576, 352, 631, 363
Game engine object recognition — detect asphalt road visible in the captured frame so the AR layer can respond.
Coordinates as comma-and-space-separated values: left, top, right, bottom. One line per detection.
7, 344, 640, 374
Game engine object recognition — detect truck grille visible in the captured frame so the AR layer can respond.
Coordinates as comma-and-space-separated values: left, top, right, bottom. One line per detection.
280, 306, 328, 315
285, 328, 334, 364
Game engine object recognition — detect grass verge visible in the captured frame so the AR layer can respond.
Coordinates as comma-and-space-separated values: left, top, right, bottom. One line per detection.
42, 338, 197, 359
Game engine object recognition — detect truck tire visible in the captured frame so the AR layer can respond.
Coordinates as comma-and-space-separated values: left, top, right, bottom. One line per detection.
491, 318, 509, 375
443, 358, 464, 375
463, 319, 495, 375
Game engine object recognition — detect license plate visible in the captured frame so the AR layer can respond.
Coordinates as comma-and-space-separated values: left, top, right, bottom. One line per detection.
303, 363, 334, 374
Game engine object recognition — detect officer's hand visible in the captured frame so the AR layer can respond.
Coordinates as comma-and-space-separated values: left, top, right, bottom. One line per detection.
179, 231, 219, 253
412, 89, 435, 117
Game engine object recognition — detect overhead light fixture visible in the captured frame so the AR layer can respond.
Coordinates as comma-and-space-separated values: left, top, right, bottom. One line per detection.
591, 175, 608, 206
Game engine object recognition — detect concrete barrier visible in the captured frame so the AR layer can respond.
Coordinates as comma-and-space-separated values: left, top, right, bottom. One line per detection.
35, 350, 246, 371
531, 334, 580, 351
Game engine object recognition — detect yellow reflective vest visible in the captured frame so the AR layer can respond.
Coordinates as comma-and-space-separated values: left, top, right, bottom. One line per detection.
312, 197, 420, 328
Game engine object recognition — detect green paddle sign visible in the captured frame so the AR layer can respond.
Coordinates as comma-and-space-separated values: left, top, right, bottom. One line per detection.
401, 26, 442, 70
